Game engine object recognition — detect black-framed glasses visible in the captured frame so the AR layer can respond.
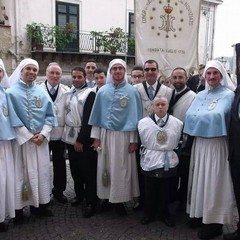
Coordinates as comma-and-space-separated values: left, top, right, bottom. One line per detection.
144, 68, 157, 72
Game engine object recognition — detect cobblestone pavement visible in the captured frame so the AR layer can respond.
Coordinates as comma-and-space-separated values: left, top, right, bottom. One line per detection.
0, 161, 238, 240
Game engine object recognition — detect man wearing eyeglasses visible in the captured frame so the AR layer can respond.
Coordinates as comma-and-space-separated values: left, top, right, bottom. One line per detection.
89, 59, 142, 216
40, 62, 70, 204
134, 59, 173, 117
131, 65, 144, 85
85, 59, 97, 88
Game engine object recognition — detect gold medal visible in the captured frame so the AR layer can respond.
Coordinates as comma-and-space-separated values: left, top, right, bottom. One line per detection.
120, 97, 128, 108
208, 101, 217, 111
157, 130, 168, 144
35, 96, 43, 108
2, 106, 8, 116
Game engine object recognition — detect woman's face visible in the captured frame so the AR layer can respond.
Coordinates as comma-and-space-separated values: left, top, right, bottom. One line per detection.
205, 67, 222, 89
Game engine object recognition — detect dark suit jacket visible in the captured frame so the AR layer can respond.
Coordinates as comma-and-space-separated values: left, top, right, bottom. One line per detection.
229, 85, 240, 162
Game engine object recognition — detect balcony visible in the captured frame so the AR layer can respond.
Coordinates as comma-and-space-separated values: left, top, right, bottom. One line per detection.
31, 30, 135, 74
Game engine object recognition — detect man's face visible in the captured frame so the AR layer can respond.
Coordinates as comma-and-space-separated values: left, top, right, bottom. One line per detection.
131, 70, 144, 85
72, 70, 86, 89
153, 97, 169, 118
205, 67, 222, 89
94, 72, 106, 88
21, 64, 38, 85
144, 62, 159, 85
110, 64, 125, 84
171, 69, 187, 91
85, 62, 97, 80
46, 65, 62, 87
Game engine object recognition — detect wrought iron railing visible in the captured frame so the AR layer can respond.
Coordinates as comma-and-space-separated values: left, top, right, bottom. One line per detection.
42, 31, 135, 56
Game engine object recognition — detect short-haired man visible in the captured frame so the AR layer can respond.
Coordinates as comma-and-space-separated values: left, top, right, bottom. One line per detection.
134, 59, 173, 117
62, 67, 97, 218
93, 68, 107, 91
40, 62, 70, 204
168, 67, 196, 208
85, 59, 97, 88
131, 65, 144, 85
187, 64, 205, 93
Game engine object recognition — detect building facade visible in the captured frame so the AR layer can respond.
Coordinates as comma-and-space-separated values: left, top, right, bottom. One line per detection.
0, 0, 222, 73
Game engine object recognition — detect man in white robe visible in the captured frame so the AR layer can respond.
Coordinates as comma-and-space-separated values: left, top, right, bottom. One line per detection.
6, 58, 57, 224
168, 67, 196, 208
89, 59, 142, 216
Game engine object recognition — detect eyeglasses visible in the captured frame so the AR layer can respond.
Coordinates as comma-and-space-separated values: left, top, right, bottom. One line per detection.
132, 75, 144, 79
144, 68, 157, 72
111, 66, 124, 71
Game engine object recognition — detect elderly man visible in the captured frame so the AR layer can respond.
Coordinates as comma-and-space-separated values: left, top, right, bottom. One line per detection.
6, 58, 57, 224
89, 59, 142, 216
40, 62, 70, 204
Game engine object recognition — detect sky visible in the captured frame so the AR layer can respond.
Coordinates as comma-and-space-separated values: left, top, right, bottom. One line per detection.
214, 0, 240, 58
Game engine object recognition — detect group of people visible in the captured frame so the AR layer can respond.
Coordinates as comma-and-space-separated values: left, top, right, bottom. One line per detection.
1, 57, 240, 240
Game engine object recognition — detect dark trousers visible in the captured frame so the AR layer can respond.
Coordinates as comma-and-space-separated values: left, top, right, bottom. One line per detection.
136, 148, 145, 206
144, 176, 170, 219
177, 153, 191, 204
49, 140, 66, 194
67, 144, 98, 206
230, 159, 240, 228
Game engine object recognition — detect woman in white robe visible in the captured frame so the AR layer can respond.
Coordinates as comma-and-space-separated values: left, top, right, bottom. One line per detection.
0, 59, 15, 231
184, 60, 236, 239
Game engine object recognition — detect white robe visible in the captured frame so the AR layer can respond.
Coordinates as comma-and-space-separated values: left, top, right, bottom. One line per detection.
13, 126, 52, 209
187, 137, 235, 224
171, 90, 196, 122
0, 141, 15, 222
91, 127, 140, 203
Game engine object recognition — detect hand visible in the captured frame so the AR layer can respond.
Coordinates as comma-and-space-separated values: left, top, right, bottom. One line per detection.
128, 143, 137, 153
91, 139, 101, 151
74, 142, 83, 152
31, 133, 45, 146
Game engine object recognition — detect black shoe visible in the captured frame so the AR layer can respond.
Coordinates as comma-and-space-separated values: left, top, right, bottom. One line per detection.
98, 200, 114, 212
14, 209, 25, 225
140, 216, 153, 225
82, 204, 95, 218
30, 206, 53, 217
224, 230, 240, 240
53, 194, 68, 204
162, 217, 175, 228
115, 203, 127, 217
187, 217, 203, 228
0, 222, 8, 232
133, 202, 143, 211
198, 224, 223, 239
71, 198, 82, 206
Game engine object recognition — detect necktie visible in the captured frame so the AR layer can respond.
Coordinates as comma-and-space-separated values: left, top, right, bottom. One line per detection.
148, 86, 154, 100
50, 87, 56, 95
157, 118, 164, 127
88, 81, 94, 88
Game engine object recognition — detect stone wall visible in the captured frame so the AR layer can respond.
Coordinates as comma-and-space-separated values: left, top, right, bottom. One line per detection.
0, 24, 13, 74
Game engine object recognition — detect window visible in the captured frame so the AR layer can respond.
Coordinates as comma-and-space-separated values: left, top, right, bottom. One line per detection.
56, 1, 79, 51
